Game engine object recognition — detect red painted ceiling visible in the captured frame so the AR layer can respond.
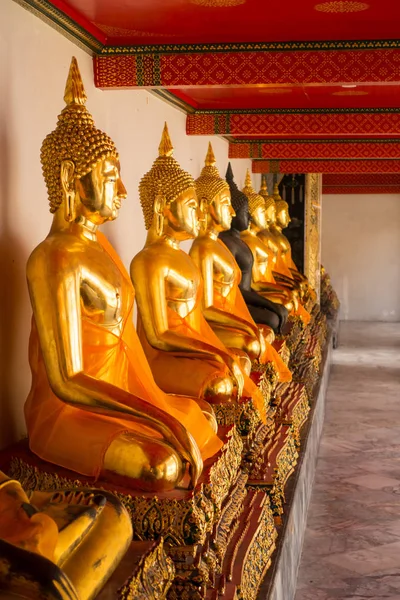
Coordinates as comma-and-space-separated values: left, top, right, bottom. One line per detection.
50, 0, 400, 46
170, 84, 400, 110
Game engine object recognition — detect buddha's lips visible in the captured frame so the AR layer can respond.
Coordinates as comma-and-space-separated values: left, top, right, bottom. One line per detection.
114, 200, 122, 209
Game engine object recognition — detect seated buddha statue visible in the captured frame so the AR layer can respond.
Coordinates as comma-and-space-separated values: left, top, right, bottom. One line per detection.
25, 57, 222, 494
190, 144, 291, 383
219, 164, 289, 335
258, 176, 301, 289
0, 470, 132, 600
130, 126, 265, 421
270, 184, 316, 305
239, 172, 311, 326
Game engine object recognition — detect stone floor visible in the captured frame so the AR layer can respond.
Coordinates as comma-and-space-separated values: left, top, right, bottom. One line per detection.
295, 321, 400, 600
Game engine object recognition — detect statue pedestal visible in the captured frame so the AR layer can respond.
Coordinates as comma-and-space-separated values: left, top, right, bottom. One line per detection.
0, 425, 278, 600
258, 329, 333, 600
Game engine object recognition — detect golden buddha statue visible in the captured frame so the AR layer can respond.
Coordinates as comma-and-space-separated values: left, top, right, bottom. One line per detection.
190, 144, 291, 382
239, 172, 296, 307
25, 57, 222, 495
131, 126, 265, 421
270, 183, 315, 301
0, 470, 132, 599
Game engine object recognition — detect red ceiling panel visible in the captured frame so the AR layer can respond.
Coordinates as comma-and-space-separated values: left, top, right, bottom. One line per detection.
50, 0, 400, 46
171, 85, 400, 110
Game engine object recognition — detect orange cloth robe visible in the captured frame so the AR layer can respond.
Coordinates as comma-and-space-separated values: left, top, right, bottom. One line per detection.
25, 233, 222, 480
137, 248, 267, 423
211, 240, 292, 383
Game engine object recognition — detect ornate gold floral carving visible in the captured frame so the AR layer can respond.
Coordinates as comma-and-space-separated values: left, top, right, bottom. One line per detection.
304, 173, 322, 302
119, 538, 175, 600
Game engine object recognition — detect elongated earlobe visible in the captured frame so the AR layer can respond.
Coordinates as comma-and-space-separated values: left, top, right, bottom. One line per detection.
60, 160, 76, 222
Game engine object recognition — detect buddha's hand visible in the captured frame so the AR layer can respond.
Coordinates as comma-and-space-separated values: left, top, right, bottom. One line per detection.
229, 358, 245, 398
163, 419, 203, 489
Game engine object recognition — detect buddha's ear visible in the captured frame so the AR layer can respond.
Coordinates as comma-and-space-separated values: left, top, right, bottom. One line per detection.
154, 190, 167, 216
154, 190, 167, 236
60, 160, 76, 222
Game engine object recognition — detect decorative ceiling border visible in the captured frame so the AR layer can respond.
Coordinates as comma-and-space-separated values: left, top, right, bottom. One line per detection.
94, 48, 400, 87
252, 159, 400, 174
188, 107, 400, 115
14, 0, 103, 53
99, 39, 400, 55
231, 139, 400, 159
323, 173, 400, 185
322, 185, 400, 194
187, 111, 400, 136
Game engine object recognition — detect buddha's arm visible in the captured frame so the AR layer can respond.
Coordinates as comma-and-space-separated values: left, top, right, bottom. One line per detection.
131, 255, 238, 369
194, 250, 258, 339
27, 252, 202, 485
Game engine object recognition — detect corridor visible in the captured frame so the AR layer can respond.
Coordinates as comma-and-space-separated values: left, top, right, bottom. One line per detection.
295, 321, 400, 600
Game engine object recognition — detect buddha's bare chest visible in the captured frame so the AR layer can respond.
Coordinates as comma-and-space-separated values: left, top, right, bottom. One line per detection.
79, 251, 128, 333
164, 254, 200, 318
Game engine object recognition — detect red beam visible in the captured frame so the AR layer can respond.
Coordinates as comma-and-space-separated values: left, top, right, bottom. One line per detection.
187, 111, 400, 137
94, 47, 400, 88
323, 173, 400, 186
252, 160, 400, 174
323, 186, 400, 194
230, 140, 400, 160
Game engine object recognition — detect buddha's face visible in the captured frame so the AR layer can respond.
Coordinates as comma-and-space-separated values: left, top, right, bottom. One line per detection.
277, 208, 290, 228
265, 204, 276, 227
77, 157, 127, 224
232, 204, 250, 232
166, 187, 200, 239
210, 189, 235, 232
251, 204, 268, 231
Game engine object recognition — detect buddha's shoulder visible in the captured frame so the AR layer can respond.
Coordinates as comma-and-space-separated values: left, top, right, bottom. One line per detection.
27, 234, 86, 271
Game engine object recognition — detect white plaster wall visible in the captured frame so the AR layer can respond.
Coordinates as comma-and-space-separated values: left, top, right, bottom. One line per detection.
0, 2, 253, 449
322, 194, 400, 322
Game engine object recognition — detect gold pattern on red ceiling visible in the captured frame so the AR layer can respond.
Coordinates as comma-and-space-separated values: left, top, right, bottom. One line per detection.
186, 110, 400, 136
229, 140, 400, 160
314, 1, 369, 12
94, 48, 400, 89
323, 173, 400, 185
252, 159, 400, 174
323, 185, 400, 193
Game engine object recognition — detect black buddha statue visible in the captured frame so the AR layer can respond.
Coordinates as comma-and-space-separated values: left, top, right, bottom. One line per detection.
219, 164, 288, 334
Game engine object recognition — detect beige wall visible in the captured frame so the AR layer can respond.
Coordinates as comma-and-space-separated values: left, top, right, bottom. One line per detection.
322, 194, 400, 322
0, 2, 253, 449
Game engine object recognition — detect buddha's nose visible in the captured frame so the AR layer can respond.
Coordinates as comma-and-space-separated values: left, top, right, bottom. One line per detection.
117, 179, 127, 199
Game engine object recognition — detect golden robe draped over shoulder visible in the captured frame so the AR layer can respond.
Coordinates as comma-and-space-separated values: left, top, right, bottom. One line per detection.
25, 233, 222, 480
212, 240, 292, 383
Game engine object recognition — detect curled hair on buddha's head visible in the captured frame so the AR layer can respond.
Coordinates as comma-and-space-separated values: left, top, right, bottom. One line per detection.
139, 122, 196, 230
225, 163, 248, 214
259, 174, 275, 211
242, 169, 265, 215
195, 143, 230, 206
41, 57, 119, 213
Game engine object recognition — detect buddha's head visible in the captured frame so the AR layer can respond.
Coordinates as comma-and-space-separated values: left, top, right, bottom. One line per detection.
41, 57, 126, 226
225, 163, 250, 232
272, 183, 291, 228
242, 170, 268, 232
195, 143, 234, 234
139, 123, 199, 241
259, 175, 276, 227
